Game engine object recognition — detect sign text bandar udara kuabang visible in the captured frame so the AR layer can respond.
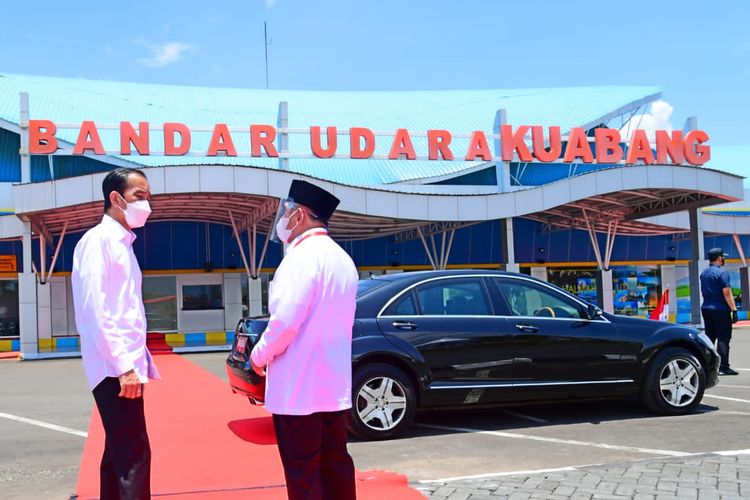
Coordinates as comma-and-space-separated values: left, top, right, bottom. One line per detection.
27, 120, 711, 165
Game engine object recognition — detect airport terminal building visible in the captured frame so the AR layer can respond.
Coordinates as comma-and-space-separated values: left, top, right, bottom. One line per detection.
0, 73, 747, 356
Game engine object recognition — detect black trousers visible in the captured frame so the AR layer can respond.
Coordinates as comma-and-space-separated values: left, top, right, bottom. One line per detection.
272, 410, 356, 500
92, 377, 151, 500
702, 308, 733, 369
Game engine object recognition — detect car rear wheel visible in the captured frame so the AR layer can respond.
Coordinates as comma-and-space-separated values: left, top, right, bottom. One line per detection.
641, 347, 705, 415
349, 363, 416, 440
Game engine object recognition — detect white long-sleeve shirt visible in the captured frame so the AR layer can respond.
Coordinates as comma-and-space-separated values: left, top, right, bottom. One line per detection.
71, 215, 159, 390
251, 228, 359, 415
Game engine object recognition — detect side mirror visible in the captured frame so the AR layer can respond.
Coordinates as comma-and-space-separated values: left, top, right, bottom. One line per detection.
586, 304, 603, 320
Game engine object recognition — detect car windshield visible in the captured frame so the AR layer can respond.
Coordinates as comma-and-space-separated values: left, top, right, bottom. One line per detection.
357, 278, 388, 297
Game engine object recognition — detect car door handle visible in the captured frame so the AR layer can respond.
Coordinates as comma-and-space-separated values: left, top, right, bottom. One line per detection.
515, 323, 539, 333
393, 321, 418, 330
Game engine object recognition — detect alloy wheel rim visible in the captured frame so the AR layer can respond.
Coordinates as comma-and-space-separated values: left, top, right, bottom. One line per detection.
659, 358, 699, 407
357, 376, 407, 431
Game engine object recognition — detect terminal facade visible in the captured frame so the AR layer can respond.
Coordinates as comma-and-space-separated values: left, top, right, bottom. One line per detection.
0, 73, 747, 356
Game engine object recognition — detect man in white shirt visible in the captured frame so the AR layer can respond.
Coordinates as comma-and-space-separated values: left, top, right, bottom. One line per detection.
72, 167, 159, 500
251, 180, 359, 500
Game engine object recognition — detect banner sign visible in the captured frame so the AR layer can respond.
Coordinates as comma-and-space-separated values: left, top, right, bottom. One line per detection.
0, 255, 17, 273
27, 120, 710, 166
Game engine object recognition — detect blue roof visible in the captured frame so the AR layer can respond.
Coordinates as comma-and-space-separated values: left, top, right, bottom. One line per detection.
0, 73, 662, 186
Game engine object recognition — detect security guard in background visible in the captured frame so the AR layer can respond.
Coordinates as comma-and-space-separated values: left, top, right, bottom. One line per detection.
700, 247, 739, 375
250, 180, 359, 500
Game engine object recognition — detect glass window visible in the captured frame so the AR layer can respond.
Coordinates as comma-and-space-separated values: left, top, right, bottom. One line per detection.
415, 279, 490, 316
0, 279, 19, 337
496, 279, 584, 319
612, 266, 659, 318
142, 276, 177, 331
182, 284, 224, 311
357, 278, 387, 298
547, 268, 597, 304
383, 292, 417, 316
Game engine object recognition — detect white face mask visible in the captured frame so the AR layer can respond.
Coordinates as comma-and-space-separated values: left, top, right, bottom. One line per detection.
117, 194, 152, 229
275, 213, 294, 244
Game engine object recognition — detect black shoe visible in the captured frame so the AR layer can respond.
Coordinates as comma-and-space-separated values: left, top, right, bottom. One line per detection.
719, 367, 739, 376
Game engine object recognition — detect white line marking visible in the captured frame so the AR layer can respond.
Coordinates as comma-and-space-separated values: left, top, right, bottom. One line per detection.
418, 465, 585, 483
703, 394, 750, 404
712, 384, 750, 389
0, 411, 88, 438
715, 449, 750, 456
733, 368, 750, 372
414, 423, 688, 456
500, 409, 549, 424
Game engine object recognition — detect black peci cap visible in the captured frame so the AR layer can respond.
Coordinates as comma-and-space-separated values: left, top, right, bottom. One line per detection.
707, 247, 729, 260
288, 180, 340, 222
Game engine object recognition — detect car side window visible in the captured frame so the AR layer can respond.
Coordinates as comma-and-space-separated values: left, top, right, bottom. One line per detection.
383, 291, 418, 316
495, 279, 585, 319
415, 279, 491, 316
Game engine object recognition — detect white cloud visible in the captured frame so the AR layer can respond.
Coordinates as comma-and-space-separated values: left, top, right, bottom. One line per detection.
137, 41, 194, 68
267, 0, 278, 7
620, 99, 674, 141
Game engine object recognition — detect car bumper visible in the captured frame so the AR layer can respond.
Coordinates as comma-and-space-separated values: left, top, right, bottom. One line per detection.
225, 356, 266, 404
704, 347, 720, 389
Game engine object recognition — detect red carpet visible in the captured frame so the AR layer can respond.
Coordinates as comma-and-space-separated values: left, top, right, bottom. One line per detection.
146, 332, 174, 354
76, 355, 424, 499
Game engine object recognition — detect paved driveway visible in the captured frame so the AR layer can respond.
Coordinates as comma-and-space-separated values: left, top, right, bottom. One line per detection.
0, 328, 748, 499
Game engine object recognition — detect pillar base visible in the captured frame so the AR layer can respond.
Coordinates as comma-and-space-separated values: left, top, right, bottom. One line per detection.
505, 263, 520, 274
530, 266, 547, 282
18, 272, 38, 356
596, 269, 614, 314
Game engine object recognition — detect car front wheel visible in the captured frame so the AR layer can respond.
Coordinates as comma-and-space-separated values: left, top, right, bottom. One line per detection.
641, 347, 706, 415
348, 363, 416, 440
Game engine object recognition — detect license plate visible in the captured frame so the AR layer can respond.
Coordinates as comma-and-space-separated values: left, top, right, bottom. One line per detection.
236, 335, 248, 354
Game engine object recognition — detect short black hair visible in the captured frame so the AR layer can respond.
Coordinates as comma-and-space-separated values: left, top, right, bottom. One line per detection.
102, 168, 147, 213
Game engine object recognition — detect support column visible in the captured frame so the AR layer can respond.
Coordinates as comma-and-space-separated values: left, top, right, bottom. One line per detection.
493, 109, 512, 192
582, 211, 618, 314
738, 268, 749, 318
732, 234, 748, 317
660, 265, 676, 322
224, 273, 243, 330
277, 101, 289, 171
36, 281, 52, 350
688, 208, 706, 326
49, 276, 69, 335
19, 222, 38, 356
596, 269, 614, 313
530, 266, 547, 282
18, 93, 38, 356
249, 277, 263, 316
500, 218, 519, 273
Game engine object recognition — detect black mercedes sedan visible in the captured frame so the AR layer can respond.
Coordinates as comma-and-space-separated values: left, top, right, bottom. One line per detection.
226, 270, 720, 440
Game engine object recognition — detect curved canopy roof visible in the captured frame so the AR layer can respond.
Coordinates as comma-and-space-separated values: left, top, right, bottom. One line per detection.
7, 164, 743, 241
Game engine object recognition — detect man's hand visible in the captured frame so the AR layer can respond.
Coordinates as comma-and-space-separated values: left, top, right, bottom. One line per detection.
118, 369, 142, 399
731, 310, 739, 324
250, 357, 266, 377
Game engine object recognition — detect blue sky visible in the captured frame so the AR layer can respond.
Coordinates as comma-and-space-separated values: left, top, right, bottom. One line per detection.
1, 0, 749, 148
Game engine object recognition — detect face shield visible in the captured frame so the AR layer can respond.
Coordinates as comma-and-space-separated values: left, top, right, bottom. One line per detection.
269, 197, 323, 244
269, 198, 296, 244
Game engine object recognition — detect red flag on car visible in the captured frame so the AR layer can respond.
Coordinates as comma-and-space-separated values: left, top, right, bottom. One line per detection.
650, 287, 670, 321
